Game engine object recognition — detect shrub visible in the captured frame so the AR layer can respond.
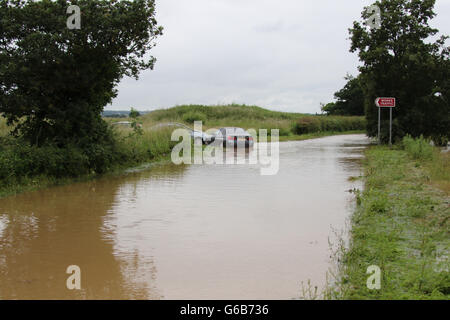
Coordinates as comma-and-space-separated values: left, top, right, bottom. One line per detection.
293, 117, 321, 134
402, 135, 434, 161
129, 108, 140, 119
182, 111, 207, 124
0, 141, 90, 180
0, 123, 178, 186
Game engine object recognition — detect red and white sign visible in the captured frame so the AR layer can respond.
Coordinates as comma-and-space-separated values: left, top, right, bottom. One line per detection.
375, 97, 396, 107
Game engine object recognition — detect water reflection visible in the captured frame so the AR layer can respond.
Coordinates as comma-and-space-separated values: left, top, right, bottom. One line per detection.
0, 164, 186, 299
0, 134, 369, 299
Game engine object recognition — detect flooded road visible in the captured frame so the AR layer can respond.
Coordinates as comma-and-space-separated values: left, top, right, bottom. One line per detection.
0, 134, 369, 299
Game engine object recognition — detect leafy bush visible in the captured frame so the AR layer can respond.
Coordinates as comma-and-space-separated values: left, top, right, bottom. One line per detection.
402, 135, 434, 161
293, 117, 321, 134
129, 108, 140, 119
0, 126, 177, 183
182, 111, 207, 124
0, 141, 90, 180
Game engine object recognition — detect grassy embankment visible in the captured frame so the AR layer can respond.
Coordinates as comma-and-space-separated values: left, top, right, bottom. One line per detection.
126, 104, 366, 140
332, 136, 449, 299
0, 104, 365, 198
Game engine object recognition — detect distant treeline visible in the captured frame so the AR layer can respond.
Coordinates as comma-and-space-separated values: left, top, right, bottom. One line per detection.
293, 116, 366, 135
102, 110, 150, 118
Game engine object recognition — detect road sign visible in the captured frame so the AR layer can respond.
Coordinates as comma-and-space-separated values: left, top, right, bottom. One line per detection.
375, 97, 396, 146
375, 97, 396, 107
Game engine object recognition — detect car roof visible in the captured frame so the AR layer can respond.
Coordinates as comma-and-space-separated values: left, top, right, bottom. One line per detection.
216, 127, 248, 135
219, 127, 244, 131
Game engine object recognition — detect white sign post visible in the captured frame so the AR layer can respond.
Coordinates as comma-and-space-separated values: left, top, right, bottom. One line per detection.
375, 97, 396, 145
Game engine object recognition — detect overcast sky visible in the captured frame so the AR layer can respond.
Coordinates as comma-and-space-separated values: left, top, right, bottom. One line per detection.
107, 0, 450, 114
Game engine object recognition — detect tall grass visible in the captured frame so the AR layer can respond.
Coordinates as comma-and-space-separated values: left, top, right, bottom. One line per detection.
402, 135, 434, 161
334, 140, 450, 299
147, 104, 304, 123
135, 104, 302, 136
402, 135, 450, 193
429, 152, 450, 192
113, 126, 175, 163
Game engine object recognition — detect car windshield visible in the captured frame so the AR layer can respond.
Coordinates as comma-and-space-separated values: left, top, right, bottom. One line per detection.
233, 128, 246, 134
216, 128, 246, 135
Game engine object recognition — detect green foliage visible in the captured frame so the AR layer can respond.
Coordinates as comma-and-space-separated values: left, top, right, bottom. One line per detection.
294, 117, 320, 134
293, 116, 366, 134
335, 146, 450, 299
114, 127, 174, 163
131, 121, 144, 136
322, 74, 365, 116
0, 134, 122, 180
0, 126, 175, 193
0, 0, 162, 146
146, 104, 305, 136
0, 116, 10, 136
364, 189, 389, 214
149, 104, 303, 122
320, 103, 337, 115
129, 108, 141, 119
402, 135, 434, 161
146, 104, 365, 137
0, 140, 90, 179
349, 0, 449, 144
182, 111, 207, 124
148, 104, 302, 122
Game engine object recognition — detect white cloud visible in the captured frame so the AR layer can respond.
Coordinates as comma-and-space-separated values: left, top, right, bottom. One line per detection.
108, 0, 450, 114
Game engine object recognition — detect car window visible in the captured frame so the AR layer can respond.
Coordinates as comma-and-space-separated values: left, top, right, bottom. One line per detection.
226, 128, 237, 135
217, 128, 247, 136
234, 128, 246, 134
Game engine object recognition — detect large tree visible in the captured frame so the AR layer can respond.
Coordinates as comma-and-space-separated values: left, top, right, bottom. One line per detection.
0, 0, 162, 146
350, 0, 449, 144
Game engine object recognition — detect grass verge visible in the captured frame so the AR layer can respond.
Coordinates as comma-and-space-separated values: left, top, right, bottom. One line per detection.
332, 137, 449, 299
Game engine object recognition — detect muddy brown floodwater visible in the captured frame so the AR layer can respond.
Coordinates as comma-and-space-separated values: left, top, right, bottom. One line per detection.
0, 134, 370, 299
